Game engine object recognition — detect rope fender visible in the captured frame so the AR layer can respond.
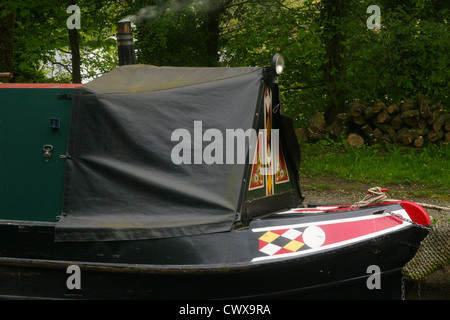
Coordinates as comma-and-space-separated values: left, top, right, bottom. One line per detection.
402, 220, 450, 281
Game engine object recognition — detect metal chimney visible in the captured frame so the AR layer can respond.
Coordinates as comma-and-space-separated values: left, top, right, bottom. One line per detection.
117, 21, 136, 66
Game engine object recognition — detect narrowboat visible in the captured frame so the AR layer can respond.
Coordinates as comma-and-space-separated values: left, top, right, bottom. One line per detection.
0, 28, 430, 299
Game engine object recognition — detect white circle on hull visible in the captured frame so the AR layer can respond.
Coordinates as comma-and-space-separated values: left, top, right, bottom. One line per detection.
303, 226, 326, 248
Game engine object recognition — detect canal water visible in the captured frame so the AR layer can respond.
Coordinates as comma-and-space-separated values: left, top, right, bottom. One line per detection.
407, 284, 450, 300
406, 267, 450, 300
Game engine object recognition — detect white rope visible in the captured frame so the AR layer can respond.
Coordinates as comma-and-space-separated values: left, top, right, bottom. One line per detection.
351, 187, 450, 211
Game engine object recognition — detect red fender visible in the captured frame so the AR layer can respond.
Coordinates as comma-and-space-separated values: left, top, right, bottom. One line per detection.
398, 201, 431, 226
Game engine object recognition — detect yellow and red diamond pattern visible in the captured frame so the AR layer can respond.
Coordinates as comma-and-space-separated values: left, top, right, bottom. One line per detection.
258, 228, 304, 256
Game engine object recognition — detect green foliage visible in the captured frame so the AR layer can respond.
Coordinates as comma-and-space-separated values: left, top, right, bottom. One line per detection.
340, 1, 450, 109
221, 0, 327, 124
220, 0, 450, 125
125, 0, 228, 67
1, 0, 121, 83
300, 141, 450, 190
2, 0, 449, 107
134, 5, 209, 66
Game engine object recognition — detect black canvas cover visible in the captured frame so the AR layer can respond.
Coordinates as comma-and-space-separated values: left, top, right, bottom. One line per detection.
55, 65, 266, 241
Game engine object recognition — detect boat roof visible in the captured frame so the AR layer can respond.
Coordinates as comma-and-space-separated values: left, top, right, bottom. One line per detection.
82, 64, 262, 93
56, 65, 302, 242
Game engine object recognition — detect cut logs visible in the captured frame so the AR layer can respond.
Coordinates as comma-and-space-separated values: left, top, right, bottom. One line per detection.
347, 133, 364, 147
297, 94, 449, 148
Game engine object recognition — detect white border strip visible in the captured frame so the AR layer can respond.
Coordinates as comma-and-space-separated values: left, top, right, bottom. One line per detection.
252, 210, 407, 233
277, 206, 340, 214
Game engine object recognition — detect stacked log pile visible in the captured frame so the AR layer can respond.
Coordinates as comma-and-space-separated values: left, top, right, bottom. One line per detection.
296, 94, 450, 148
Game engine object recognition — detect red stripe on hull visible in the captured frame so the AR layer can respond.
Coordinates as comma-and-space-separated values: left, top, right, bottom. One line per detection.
319, 215, 403, 246
0, 84, 83, 88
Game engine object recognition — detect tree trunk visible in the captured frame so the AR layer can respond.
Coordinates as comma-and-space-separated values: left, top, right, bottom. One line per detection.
68, 27, 81, 83
67, 0, 81, 83
322, 0, 346, 126
205, 0, 232, 67
0, 2, 16, 82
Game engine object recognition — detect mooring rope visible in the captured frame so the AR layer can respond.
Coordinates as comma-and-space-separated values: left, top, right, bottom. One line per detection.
351, 187, 450, 211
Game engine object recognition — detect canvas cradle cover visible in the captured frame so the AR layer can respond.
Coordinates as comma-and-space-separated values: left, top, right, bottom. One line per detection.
55, 65, 266, 242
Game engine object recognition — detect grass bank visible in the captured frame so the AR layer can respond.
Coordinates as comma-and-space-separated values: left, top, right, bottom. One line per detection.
299, 141, 450, 193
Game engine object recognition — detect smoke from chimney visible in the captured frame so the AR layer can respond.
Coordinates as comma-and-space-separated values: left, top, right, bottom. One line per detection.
119, 5, 158, 24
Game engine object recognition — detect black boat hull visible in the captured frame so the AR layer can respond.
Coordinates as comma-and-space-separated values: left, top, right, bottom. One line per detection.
0, 203, 428, 300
